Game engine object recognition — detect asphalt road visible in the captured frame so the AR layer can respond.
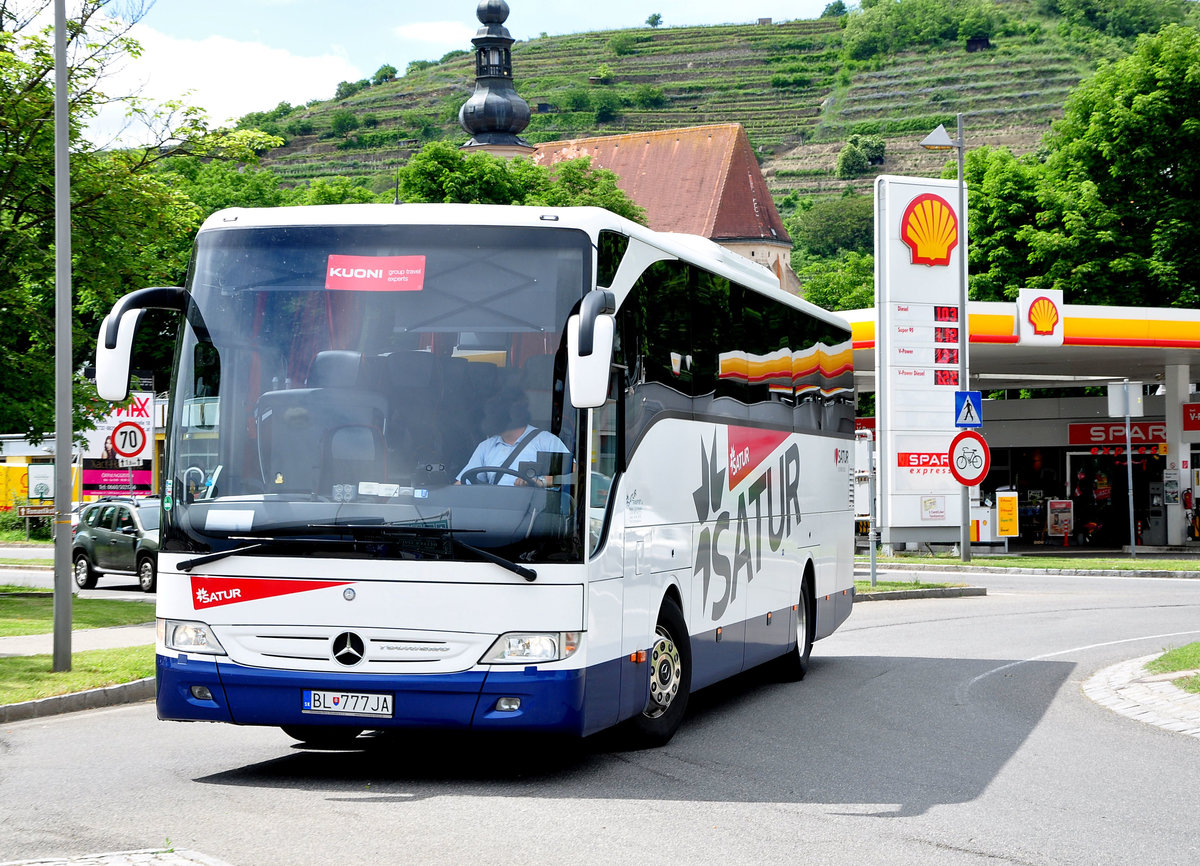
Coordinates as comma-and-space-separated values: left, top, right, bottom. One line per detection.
1, 566, 152, 601
1, 570, 1198, 866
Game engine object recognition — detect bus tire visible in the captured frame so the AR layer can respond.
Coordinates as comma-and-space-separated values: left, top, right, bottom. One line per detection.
775, 577, 813, 682
280, 725, 364, 747
624, 598, 691, 748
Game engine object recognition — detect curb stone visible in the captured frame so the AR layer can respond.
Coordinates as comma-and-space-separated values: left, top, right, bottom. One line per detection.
856, 561, 1200, 579
0, 677, 154, 724
854, 586, 987, 601
1083, 655, 1200, 740
0, 849, 235, 865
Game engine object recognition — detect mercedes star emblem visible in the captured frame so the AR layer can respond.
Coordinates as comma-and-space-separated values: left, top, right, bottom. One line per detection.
331, 631, 366, 666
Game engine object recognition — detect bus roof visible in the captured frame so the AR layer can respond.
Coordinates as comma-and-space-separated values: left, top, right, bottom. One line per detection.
198, 203, 849, 334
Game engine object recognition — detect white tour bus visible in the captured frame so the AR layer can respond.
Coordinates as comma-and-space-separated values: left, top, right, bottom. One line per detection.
96, 203, 855, 747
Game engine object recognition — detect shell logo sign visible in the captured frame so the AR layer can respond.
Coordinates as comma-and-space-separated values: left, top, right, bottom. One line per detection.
900, 193, 959, 267
1017, 288, 1064, 345
1026, 295, 1060, 336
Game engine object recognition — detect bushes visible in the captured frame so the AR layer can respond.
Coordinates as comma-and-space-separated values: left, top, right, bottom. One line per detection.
0, 502, 51, 540
842, 0, 1011, 60
835, 143, 869, 178
835, 133, 885, 178
630, 84, 666, 108
608, 33, 639, 56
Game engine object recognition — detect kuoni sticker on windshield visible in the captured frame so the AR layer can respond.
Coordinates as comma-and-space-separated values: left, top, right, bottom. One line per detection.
325, 254, 426, 291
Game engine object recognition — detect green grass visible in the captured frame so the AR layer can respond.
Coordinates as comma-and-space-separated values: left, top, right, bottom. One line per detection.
0, 557, 53, 567
856, 553, 1200, 572
0, 529, 51, 544
0, 590, 154, 636
1146, 642, 1200, 694
0, 646, 155, 705
855, 579, 957, 593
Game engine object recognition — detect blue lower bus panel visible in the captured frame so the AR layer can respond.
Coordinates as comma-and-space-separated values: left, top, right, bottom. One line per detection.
156, 653, 593, 734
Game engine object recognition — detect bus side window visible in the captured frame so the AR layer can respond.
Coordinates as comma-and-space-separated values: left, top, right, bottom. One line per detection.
590, 370, 623, 554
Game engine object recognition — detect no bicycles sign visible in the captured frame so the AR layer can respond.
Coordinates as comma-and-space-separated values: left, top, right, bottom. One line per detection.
948, 429, 990, 486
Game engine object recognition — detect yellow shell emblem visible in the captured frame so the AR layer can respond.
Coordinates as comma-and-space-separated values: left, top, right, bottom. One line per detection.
1027, 295, 1060, 336
901, 193, 959, 266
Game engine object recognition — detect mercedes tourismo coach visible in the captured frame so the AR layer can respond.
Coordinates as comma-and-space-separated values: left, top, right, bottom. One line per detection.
95, 203, 855, 746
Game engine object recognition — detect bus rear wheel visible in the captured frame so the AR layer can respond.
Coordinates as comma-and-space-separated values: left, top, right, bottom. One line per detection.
281, 725, 364, 747
774, 580, 813, 682
624, 599, 691, 748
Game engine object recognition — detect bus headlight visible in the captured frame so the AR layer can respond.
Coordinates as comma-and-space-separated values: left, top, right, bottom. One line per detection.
158, 619, 227, 655
480, 631, 580, 664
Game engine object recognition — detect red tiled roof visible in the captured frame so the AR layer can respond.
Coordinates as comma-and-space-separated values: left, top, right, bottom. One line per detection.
533, 123, 790, 245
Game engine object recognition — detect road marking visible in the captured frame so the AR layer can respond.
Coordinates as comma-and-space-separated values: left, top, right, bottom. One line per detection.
958, 629, 1200, 703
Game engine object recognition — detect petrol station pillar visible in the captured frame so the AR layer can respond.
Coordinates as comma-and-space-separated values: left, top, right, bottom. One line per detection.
1164, 364, 1191, 545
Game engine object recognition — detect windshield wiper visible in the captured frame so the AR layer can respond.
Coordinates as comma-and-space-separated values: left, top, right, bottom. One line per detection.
178, 522, 537, 580
448, 537, 537, 582
178, 543, 266, 571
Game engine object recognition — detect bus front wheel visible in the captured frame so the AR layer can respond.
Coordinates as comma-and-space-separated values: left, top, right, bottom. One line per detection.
625, 599, 691, 748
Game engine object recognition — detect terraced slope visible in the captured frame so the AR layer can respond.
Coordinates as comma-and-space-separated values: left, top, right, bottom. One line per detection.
255, 11, 1093, 201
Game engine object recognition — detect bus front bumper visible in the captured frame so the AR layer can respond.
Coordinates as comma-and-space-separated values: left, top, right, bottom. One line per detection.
156, 653, 588, 734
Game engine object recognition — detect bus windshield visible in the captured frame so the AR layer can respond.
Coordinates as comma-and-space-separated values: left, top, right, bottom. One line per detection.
166, 222, 589, 563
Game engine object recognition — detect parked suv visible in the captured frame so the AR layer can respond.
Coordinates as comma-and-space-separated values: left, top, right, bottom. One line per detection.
71, 498, 160, 592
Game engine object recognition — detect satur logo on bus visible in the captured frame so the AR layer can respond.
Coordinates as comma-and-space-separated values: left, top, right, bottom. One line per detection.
693, 428, 801, 621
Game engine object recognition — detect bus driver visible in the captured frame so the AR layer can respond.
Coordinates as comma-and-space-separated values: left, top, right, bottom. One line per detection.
455, 387, 572, 487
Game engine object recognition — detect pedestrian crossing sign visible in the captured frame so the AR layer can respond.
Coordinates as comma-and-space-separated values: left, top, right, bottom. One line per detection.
955, 390, 983, 428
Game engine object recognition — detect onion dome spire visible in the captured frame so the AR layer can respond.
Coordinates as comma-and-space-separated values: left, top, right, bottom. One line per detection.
459, 0, 532, 153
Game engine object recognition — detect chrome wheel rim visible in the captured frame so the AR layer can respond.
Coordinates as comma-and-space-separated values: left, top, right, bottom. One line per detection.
644, 626, 682, 718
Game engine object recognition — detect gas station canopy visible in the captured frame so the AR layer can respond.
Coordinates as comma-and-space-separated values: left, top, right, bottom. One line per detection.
842, 301, 1200, 391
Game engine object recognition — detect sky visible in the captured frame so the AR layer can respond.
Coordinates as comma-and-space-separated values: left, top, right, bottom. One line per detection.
90, 0, 833, 145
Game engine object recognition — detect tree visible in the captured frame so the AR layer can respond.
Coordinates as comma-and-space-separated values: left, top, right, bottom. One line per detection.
0, 1, 277, 442
788, 193, 874, 258
329, 109, 359, 136
821, 1, 848, 16
527, 157, 647, 224
944, 146, 1045, 302
646, 13, 663, 28
1045, 0, 1190, 39
161, 157, 290, 215
371, 63, 398, 85
1024, 24, 1200, 306
334, 79, 368, 100
396, 142, 645, 224
794, 251, 875, 311
287, 177, 380, 206
835, 142, 869, 178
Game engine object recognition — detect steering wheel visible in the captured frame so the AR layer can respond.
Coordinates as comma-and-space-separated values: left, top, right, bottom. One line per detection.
183, 466, 207, 501
460, 466, 532, 486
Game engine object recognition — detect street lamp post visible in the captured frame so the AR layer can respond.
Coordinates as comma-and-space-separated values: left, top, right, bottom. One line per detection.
921, 114, 971, 562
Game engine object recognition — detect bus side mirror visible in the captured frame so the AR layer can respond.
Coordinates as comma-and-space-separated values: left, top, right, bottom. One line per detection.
567, 291, 616, 409
95, 287, 191, 402
96, 308, 145, 402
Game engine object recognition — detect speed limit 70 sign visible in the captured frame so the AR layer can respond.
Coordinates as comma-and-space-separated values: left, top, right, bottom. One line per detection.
111, 421, 148, 459
949, 429, 990, 486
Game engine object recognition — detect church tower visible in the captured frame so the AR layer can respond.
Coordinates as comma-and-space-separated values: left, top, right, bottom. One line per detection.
459, 0, 534, 158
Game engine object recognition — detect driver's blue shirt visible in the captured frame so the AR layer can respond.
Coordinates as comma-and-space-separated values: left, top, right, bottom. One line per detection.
457, 426, 571, 485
